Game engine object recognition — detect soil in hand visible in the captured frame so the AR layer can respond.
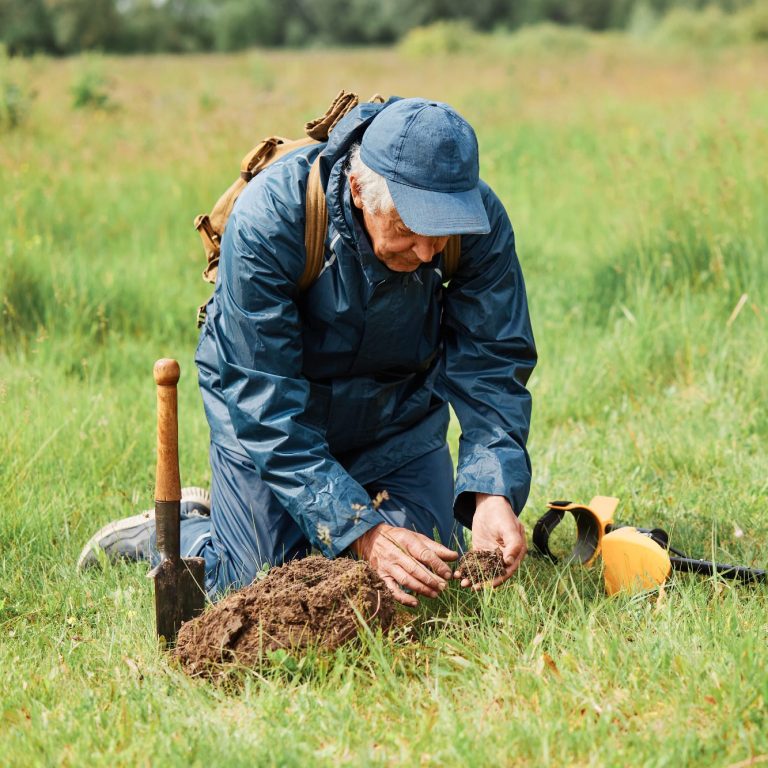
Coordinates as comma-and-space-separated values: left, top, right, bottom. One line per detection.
175, 556, 395, 677
457, 548, 506, 585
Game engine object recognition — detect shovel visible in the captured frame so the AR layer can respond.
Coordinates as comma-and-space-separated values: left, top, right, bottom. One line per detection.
147, 358, 206, 644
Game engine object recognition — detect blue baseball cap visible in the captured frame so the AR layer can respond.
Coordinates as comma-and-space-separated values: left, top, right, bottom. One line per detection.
359, 98, 490, 237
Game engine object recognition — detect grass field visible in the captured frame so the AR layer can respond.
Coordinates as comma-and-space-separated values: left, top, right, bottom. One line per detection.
1, 39, 767, 766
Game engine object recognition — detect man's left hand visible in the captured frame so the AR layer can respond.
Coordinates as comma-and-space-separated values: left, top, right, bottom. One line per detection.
455, 493, 527, 589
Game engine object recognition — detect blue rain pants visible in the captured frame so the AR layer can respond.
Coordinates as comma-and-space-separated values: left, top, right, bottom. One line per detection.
177, 440, 466, 599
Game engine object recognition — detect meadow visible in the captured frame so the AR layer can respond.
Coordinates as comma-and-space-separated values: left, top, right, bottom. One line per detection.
1, 36, 767, 766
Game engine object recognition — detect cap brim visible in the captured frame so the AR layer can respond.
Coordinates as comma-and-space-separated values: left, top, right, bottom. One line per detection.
387, 180, 491, 237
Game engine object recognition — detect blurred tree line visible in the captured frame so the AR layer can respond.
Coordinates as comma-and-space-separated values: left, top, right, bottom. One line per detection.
0, 0, 758, 54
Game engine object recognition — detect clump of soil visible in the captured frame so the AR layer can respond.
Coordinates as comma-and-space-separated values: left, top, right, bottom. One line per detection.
175, 556, 395, 677
457, 548, 506, 585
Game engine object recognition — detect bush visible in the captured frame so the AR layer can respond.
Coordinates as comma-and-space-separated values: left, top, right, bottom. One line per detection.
0, 46, 33, 130
498, 22, 596, 55
70, 56, 115, 110
652, 6, 748, 48
398, 20, 480, 57
736, 0, 768, 41
0, 80, 29, 130
626, 1, 661, 40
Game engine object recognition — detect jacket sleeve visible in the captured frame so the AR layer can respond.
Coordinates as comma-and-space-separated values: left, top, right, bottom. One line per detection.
211, 154, 385, 556
438, 183, 537, 527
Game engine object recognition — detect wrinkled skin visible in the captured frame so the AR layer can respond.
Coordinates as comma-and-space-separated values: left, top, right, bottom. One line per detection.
349, 174, 449, 272
350, 524, 457, 607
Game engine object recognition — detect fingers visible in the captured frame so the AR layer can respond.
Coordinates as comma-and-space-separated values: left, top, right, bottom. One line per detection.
389, 563, 440, 599
385, 539, 447, 595
369, 528, 458, 604
458, 566, 510, 591
406, 542, 455, 581
387, 529, 457, 580
454, 561, 504, 590
380, 557, 442, 605
457, 537, 528, 591
455, 570, 507, 590
402, 554, 450, 594
383, 576, 419, 608
395, 529, 457, 561
422, 539, 461, 562
460, 497, 528, 590
502, 534, 527, 574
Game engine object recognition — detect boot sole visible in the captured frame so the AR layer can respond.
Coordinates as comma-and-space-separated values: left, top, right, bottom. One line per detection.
76, 509, 156, 570
77, 487, 211, 570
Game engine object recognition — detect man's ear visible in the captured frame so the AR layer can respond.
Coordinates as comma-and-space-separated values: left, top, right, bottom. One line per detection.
348, 174, 364, 210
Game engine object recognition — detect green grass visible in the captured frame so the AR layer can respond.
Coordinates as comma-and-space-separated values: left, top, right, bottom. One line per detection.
1, 44, 767, 766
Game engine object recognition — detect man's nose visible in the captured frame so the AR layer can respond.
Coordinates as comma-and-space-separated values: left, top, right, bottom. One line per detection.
413, 237, 439, 263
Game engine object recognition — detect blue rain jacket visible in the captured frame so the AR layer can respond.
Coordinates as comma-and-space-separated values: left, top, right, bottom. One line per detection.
195, 99, 537, 559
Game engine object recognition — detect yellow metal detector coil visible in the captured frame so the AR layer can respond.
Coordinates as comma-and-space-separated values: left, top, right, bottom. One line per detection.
601, 528, 671, 595
533, 496, 672, 595
533, 496, 619, 567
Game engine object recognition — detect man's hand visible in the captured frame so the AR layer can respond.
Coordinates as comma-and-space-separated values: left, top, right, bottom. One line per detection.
352, 523, 458, 607
456, 493, 527, 589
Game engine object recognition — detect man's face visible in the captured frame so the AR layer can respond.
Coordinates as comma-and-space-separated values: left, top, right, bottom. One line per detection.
350, 177, 449, 273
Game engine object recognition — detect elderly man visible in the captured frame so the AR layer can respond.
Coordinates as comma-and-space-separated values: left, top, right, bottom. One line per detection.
79, 97, 537, 606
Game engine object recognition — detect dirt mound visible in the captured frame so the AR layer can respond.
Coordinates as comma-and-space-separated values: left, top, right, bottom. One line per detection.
175, 556, 395, 676
457, 548, 506, 584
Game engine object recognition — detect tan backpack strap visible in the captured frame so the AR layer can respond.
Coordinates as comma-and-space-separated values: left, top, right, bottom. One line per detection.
305, 90, 359, 141
443, 235, 462, 282
305, 91, 386, 141
300, 155, 327, 291
240, 137, 285, 181
240, 136, 318, 181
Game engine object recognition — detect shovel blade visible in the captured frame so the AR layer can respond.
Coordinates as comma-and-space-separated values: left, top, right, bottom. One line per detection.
151, 556, 206, 643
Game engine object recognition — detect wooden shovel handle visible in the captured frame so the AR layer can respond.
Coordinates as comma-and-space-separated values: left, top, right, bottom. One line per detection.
154, 359, 181, 503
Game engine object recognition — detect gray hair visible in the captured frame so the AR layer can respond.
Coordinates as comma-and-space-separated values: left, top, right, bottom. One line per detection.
346, 143, 395, 215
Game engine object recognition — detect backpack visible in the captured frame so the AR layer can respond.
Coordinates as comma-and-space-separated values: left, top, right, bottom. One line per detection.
194, 90, 462, 327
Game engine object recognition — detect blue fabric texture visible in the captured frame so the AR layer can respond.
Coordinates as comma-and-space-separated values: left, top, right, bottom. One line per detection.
194, 96, 537, 569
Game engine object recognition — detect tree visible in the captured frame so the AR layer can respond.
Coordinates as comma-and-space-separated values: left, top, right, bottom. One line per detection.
44, 0, 122, 53
0, 0, 56, 54
212, 0, 284, 50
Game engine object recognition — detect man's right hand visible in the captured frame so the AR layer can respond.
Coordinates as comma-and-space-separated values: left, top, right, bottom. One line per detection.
351, 523, 458, 607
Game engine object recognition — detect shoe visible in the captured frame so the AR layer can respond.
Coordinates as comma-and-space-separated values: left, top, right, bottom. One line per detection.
76, 508, 155, 570
180, 486, 211, 518
77, 487, 211, 570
